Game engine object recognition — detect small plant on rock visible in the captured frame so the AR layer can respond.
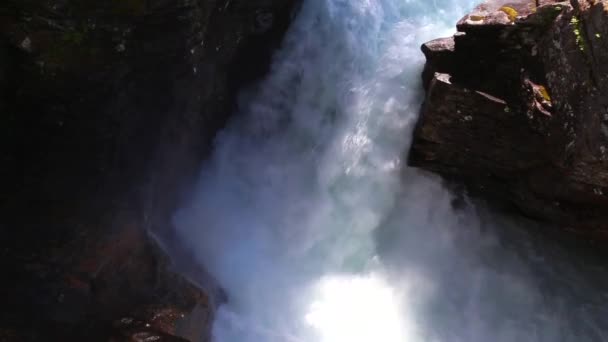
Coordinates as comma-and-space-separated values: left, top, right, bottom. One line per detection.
570, 16, 586, 52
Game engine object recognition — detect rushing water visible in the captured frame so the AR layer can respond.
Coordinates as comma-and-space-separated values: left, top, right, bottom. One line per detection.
173, 0, 608, 341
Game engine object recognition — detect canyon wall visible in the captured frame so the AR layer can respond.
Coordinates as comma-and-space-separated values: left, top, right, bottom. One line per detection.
0, 0, 297, 340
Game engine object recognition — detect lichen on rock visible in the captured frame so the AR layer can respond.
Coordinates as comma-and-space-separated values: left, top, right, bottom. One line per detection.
499, 6, 519, 21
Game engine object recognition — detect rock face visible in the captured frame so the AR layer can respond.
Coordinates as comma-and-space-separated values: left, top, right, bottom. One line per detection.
0, 0, 298, 340
410, 0, 608, 238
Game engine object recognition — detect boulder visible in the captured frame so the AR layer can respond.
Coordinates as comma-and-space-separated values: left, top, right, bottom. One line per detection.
410, 0, 608, 239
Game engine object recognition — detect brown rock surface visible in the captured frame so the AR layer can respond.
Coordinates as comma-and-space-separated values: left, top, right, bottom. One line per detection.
410, 0, 608, 238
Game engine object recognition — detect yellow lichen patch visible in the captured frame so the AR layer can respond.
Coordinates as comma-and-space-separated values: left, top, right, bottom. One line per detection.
499, 6, 519, 21
538, 85, 551, 101
469, 15, 486, 21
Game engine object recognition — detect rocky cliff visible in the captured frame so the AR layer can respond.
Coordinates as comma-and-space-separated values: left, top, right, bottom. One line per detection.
0, 0, 297, 340
410, 0, 608, 240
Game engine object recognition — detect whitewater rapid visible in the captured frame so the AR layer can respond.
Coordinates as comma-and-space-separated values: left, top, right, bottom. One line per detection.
173, 0, 608, 341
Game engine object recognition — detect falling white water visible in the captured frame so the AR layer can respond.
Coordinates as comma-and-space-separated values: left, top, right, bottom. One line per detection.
173, 0, 608, 341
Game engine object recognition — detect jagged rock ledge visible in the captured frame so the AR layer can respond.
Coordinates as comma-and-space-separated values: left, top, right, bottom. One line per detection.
410, 0, 608, 239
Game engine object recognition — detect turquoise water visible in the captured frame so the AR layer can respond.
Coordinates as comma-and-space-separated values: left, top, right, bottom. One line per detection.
173, 1, 608, 341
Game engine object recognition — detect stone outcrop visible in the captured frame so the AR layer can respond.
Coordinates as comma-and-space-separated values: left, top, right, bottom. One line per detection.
0, 0, 298, 340
410, 0, 608, 238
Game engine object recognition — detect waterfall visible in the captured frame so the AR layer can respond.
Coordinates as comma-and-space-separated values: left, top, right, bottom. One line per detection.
173, 0, 608, 341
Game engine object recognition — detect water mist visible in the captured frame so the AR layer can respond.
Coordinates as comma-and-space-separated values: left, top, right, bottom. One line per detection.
173, 0, 608, 341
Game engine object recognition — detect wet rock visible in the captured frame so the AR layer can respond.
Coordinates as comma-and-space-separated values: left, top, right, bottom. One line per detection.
421, 37, 455, 89
0, 0, 298, 340
410, 0, 608, 239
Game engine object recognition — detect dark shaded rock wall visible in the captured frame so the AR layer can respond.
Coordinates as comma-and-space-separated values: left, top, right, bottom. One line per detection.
410, 0, 608, 239
0, 0, 298, 340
